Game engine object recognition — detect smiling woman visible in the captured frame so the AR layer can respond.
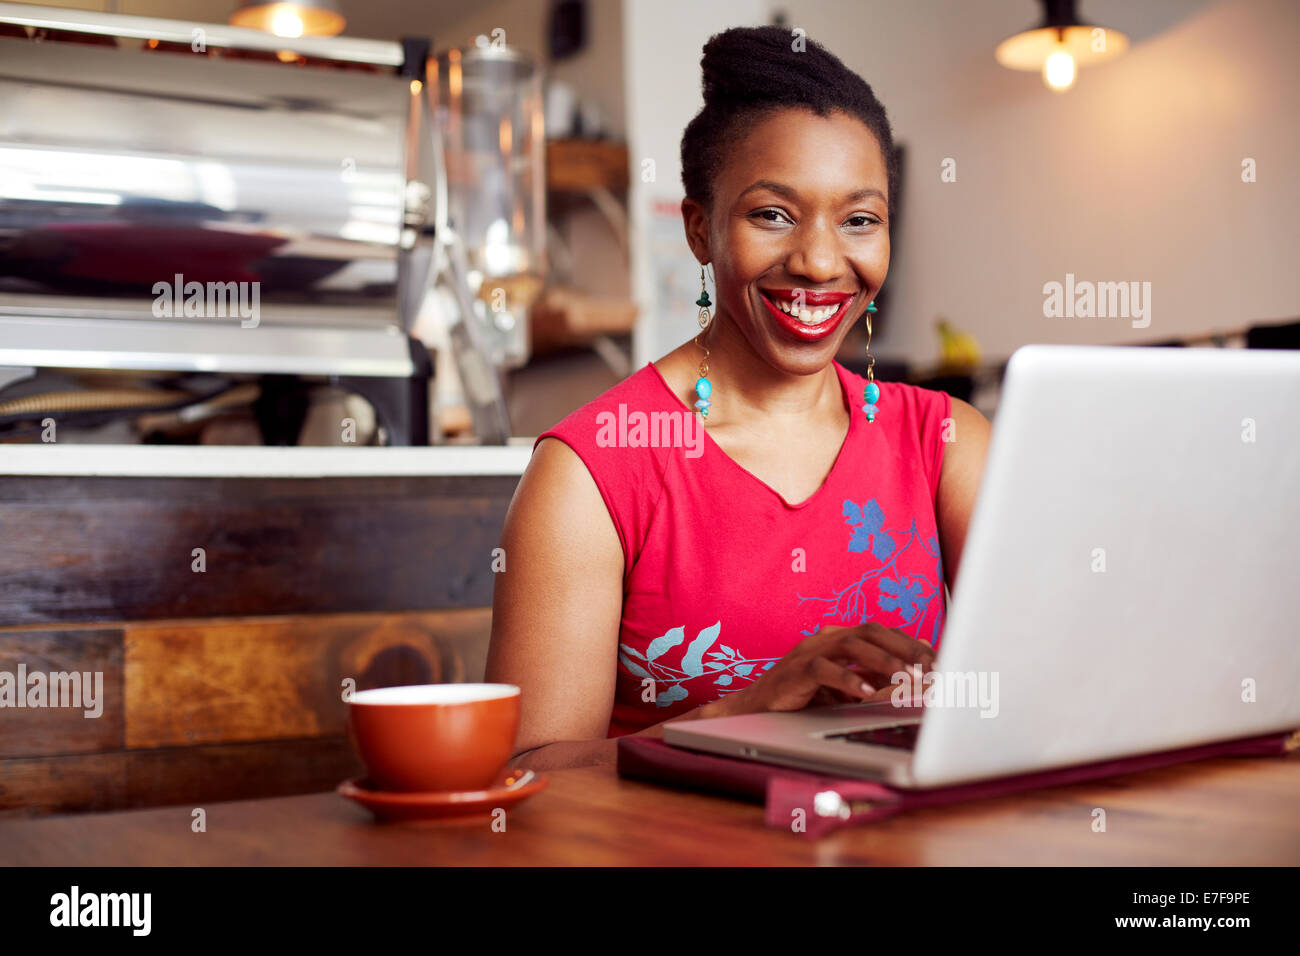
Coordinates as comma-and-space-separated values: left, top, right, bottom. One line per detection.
486, 25, 990, 770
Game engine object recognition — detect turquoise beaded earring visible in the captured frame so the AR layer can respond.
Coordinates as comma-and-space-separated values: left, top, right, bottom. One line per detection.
862, 300, 880, 422
694, 265, 713, 419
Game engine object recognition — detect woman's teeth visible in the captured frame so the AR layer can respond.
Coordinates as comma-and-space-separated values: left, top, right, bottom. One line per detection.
767, 295, 844, 325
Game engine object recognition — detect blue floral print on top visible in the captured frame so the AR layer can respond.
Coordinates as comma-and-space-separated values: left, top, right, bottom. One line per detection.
617, 496, 944, 710
618, 621, 780, 708
799, 497, 946, 646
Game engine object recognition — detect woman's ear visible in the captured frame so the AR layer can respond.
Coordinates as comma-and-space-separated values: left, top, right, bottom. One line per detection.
680, 197, 711, 265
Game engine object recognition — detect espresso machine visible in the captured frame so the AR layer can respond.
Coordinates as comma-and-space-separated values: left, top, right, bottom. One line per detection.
0, 2, 546, 445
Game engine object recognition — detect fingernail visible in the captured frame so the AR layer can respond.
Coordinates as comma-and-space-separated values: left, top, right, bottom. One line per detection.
860, 681, 875, 696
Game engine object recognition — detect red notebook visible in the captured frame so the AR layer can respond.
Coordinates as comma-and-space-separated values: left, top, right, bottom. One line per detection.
616, 730, 1297, 838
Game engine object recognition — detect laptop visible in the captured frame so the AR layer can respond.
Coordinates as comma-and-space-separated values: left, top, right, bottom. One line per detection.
664, 344, 1300, 788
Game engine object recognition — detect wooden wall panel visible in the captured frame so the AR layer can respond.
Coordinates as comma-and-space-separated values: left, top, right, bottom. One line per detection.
0, 629, 124, 757
0, 468, 511, 814
123, 736, 363, 811
0, 751, 126, 816
0, 609, 493, 813
0, 736, 363, 817
0, 474, 519, 625
123, 609, 493, 748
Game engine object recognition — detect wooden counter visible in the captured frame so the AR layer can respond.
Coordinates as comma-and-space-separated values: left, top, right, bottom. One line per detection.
0, 446, 528, 814
2, 753, 1298, 865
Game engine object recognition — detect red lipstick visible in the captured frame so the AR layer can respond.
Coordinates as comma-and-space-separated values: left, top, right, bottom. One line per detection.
762, 288, 854, 306
758, 288, 856, 343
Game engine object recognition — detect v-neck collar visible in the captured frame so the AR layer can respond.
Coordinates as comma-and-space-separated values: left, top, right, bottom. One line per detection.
646, 360, 858, 510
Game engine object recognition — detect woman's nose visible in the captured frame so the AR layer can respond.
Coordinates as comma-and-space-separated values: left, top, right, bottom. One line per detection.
786, 230, 842, 284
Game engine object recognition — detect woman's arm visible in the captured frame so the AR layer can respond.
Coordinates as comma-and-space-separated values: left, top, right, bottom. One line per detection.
486, 438, 747, 770
485, 437, 622, 768
935, 396, 992, 592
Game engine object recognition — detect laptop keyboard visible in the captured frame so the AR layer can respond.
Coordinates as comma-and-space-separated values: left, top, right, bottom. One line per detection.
825, 723, 921, 750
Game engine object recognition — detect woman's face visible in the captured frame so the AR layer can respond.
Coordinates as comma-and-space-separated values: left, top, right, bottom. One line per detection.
686, 107, 891, 377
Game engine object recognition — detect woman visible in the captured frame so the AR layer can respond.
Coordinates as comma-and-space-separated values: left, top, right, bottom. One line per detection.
486, 25, 990, 769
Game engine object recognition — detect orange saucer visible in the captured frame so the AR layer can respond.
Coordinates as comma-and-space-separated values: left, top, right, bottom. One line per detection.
338, 768, 548, 824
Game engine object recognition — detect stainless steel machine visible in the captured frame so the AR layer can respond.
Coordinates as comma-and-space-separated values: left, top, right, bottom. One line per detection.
0, 2, 543, 445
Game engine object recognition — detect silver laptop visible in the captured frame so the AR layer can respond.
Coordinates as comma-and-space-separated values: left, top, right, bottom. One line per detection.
665, 344, 1300, 788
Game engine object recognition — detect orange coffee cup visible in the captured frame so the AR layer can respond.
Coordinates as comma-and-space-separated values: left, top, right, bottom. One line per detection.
346, 683, 521, 793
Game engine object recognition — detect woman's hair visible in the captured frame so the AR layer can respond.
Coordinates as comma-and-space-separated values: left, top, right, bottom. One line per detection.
680, 24, 899, 213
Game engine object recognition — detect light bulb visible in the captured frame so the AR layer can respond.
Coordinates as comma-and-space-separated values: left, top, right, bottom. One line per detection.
271, 10, 305, 38
1043, 50, 1076, 92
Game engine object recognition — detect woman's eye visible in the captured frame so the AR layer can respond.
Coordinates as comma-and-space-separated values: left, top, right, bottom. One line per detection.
749, 209, 880, 228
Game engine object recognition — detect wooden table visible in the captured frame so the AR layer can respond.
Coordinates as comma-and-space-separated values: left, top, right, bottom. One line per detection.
3, 752, 1299, 865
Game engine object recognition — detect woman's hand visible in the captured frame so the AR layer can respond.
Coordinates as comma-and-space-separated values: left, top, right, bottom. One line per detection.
716, 623, 937, 716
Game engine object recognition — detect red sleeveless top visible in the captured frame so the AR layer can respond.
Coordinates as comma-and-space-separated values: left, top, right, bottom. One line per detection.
536, 361, 952, 737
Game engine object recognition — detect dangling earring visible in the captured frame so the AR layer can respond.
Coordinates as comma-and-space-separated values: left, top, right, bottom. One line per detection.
694, 265, 713, 419
862, 300, 880, 423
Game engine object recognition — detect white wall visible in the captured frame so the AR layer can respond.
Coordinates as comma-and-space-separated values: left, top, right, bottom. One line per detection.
625, 0, 1300, 367
623, 0, 767, 366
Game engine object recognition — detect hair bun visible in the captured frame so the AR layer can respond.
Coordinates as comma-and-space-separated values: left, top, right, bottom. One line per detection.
700, 26, 798, 105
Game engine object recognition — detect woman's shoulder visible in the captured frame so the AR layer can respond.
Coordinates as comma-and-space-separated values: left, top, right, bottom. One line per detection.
532, 361, 689, 490
835, 361, 953, 430
533, 364, 685, 566
836, 362, 954, 503
535, 363, 686, 455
